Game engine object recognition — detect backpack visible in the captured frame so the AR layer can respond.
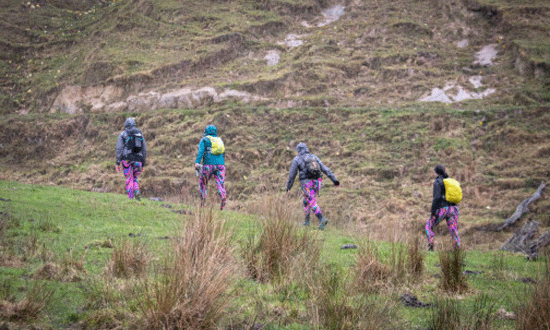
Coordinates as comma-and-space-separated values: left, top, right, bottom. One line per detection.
303, 154, 321, 179
126, 132, 144, 154
443, 178, 462, 204
207, 136, 225, 155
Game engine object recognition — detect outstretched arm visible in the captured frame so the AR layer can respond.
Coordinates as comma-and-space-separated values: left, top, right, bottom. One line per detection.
318, 157, 339, 186
286, 158, 299, 191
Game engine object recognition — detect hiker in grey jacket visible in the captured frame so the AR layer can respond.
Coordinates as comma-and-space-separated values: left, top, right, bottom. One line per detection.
115, 117, 147, 200
286, 142, 339, 229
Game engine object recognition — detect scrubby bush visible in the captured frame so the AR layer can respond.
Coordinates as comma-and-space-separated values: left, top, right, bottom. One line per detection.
134, 209, 237, 330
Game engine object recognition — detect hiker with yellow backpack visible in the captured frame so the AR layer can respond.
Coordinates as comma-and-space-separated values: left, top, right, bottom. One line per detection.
425, 165, 462, 251
195, 125, 227, 210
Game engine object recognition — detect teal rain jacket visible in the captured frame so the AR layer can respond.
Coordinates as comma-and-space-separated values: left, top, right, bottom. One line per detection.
195, 125, 225, 165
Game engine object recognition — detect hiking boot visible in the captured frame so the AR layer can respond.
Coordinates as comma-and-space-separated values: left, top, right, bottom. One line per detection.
318, 218, 328, 230
135, 192, 141, 201
220, 199, 226, 210
303, 220, 310, 226
428, 243, 434, 251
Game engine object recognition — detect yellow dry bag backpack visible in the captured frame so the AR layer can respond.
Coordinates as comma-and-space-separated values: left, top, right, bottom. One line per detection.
443, 178, 462, 204
207, 136, 225, 155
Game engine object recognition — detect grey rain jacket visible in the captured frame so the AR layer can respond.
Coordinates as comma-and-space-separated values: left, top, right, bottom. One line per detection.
115, 118, 147, 165
286, 142, 338, 191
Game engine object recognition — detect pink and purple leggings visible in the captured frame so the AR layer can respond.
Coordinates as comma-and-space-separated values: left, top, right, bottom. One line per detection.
121, 160, 142, 199
199, 164, 226, 208
425, 206, 461, 248
301, 179, 322, 217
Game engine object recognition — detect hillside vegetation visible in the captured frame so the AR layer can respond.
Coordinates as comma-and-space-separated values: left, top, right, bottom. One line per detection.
1, 0, 550, 329
1, 0, 549, 247
0, 181, 549, 329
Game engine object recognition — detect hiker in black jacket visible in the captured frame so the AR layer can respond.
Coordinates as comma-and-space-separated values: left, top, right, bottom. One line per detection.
115, 117, 147, 200
425, 165, 461, 251
286, 142, 339, 230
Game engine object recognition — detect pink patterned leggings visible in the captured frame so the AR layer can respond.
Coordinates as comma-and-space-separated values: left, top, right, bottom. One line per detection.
301, 179, 322, 217
425, 206, 461, 248
199, 165, 226, 209
121, 160, 142, 199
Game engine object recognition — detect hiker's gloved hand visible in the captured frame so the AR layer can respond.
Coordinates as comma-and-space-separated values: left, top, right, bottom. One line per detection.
195, 163, 201, 170
333, 180, 340, 187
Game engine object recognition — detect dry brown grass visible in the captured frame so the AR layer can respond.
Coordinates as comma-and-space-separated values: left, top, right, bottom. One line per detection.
438, 246, 468, 293
241, 192, 321, 284
33, 249, 88, 282
515, 255, 550, 330
105, 239, 151, 279
353, 242, 393, 294
0, 281, 54, 322
134, 209, 236, 330
308, 264, 396, 330
354, 233, 425, 294
408, 234, 425, 279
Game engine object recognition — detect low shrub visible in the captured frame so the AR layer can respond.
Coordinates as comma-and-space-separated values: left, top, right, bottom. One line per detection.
134, 209, 237, 330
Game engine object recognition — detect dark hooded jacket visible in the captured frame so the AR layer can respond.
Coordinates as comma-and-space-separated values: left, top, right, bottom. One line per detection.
286, 142, 338, 191
195, 125, 225, 165
431, 175, 453, 216
115, 118, 147, 165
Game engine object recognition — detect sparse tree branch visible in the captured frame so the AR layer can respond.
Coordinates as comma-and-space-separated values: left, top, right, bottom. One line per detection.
496, 182, 546, 232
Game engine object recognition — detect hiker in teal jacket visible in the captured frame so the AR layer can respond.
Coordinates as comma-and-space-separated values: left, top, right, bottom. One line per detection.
195, 125, 226, 210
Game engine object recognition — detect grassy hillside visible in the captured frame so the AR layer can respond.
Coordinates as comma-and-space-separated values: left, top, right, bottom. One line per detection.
1, 180, 549, 329
1, 0, 550, 113
1, 105, 549, 252
1, 2, 550, 325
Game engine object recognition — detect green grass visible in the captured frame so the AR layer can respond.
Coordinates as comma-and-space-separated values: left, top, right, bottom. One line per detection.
0, 180, 548, 329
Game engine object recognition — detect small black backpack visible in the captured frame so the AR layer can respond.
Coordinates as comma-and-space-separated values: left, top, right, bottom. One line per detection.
126, 132, 144, 154
303, 154, 321, 179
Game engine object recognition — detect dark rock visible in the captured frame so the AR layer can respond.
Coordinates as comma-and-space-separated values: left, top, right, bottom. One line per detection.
520, 277, 537, 284
401, 293, 431, 308
172, 209, 191, 215
463, 270, 483, 275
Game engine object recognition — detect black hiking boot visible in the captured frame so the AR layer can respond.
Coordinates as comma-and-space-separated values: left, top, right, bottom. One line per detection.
428, 243, 434, 251
303, 214, 310, 226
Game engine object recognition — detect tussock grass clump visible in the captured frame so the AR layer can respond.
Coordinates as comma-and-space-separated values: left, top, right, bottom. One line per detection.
81, 308, 129, 330
515, 255, 550, 330
408, 235, 424, 278
0, 281, 54, 322
355, 237, 424, 293
34, 249, 88, 282
354, 242, 393, 293
439, 247, 468, 293
134, 209, 236, 330
241, 193, 321, 284
106, 239, 151, 278
427, 294, 496, 330
428, 297, 461, 330
309, 265, 396, 330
